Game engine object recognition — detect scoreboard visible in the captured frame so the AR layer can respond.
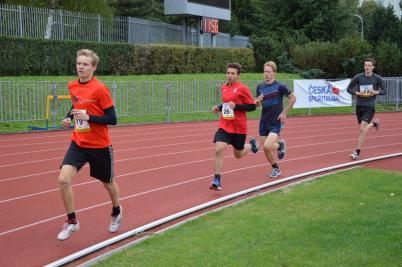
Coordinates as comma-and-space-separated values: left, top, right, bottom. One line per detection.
188, 0, 230, 9
164, 0, 231, 21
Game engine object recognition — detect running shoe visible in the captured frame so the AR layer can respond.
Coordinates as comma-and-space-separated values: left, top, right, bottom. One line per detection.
350, 150, 359, 160
278, 140, 286, 159
250, 137, 259, 153
57, 220, 80, 241
270, 167, 281, 178
373, 118, 380, 130
209, 177, 222, 191
109, 206, 123, 233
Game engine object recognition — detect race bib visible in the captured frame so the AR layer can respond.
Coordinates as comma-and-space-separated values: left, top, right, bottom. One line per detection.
74, 109, 91, 132
360, 84, 373, 93
222, 103, 235, 120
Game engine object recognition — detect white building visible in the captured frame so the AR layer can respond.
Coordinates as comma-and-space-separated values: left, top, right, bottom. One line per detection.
359, 0, 402, 19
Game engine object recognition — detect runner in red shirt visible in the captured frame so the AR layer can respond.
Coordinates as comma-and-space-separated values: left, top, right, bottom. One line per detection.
56, 49, 122, 241
210, 63, 259, 191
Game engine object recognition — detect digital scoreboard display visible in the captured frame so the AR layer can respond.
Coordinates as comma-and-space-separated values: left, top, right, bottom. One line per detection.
202, 17, 219, 34
188, 0, 230, 10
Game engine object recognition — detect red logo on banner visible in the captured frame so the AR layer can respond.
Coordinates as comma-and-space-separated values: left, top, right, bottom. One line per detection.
331, 87, 340, 95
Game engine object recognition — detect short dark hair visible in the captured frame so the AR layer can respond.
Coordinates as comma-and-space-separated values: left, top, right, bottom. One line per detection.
364, 58, 376, 66
226, 63, 242, 75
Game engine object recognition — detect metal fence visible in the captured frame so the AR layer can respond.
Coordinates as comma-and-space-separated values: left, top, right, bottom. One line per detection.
0, 78, 400, 125
0, 3, 250, 48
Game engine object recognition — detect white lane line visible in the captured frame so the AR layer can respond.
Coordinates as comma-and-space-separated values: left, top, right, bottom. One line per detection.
0, 117, 354, 143
1, 130, 401, 173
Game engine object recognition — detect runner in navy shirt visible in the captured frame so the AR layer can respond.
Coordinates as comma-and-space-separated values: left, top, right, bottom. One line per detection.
255, 61, 296, 178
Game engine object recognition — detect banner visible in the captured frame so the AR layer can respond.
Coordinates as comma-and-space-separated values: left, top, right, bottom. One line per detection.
293, 79, 352, 108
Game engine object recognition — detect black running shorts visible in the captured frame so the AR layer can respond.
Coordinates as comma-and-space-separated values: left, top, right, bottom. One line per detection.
356, 105, 375, 124
213, 128, 247, 150
61, 141, 115, 183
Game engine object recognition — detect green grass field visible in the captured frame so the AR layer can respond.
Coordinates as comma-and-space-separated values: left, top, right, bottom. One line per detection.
95, 167, 402, 266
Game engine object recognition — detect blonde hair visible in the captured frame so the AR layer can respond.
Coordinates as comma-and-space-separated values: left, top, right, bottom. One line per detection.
263, 61, 277, 72
76, 49, 99, 66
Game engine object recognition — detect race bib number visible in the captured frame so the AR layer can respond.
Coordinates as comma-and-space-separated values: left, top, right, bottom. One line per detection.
360, 84, 373, 93
222, 103, 235, 120
74, 109, 91, 132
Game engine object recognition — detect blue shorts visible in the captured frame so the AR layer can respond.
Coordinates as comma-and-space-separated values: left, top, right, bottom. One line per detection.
259, 121, 282, 136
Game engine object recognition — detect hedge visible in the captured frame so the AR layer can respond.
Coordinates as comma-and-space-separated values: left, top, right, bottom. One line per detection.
0, 36, 255, 76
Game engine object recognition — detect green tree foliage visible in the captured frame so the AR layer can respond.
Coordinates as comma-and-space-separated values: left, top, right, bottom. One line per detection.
251, 0, 357, 41
360, 2, 402, 49
291, 41, 341, 78
337, 35, 372, 77
291, 36, 373, 77
108, 0, 162, 18
4, 0, 113, 17
220, 0, 256, 36
374, 41, 401, 76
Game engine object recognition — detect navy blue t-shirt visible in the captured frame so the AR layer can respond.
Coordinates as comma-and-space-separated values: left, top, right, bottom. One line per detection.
256, 80, 292, 124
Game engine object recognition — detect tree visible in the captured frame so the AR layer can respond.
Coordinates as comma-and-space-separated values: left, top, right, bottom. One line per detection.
360, 2, 402, 49
250, 0, 358, 42
374, 41, 401, 76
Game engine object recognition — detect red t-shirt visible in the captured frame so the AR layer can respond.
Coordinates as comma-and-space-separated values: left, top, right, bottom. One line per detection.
68, 77, 114, 148
219, 81, 254, 134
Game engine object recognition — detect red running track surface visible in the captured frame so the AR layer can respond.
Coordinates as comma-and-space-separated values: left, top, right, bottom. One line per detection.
1, 113, 402, 266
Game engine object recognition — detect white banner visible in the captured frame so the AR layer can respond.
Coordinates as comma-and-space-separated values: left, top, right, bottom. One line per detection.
293, 79, 352, 108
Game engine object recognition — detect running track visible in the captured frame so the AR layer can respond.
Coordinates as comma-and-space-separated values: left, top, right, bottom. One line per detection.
1, 113, 402, 266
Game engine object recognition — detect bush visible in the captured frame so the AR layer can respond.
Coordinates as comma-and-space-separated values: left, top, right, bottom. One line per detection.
291, 41, 342, 78
0, 36, 255, 75
290, 36, 376, 78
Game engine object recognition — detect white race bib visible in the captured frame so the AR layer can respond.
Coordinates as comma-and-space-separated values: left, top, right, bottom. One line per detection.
360, 84, 373, 93
222, 103, 235, 120
74, 109, 91, 132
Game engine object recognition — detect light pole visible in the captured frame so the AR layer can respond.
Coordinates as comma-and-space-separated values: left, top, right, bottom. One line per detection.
349, 13, 364, 41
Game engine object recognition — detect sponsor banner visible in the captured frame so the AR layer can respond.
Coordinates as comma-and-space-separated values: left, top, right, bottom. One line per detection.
293, 79, 352, 108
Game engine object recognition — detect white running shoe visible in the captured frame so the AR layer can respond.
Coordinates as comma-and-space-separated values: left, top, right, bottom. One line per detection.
57, 220, 80, 241
109, 206, 122, 233
350, 151, 359, 160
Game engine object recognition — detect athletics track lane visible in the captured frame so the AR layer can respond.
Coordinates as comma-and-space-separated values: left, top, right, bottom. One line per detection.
0, 113, 401, 266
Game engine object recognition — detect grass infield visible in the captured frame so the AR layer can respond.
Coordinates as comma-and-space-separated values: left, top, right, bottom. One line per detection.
95, 167, 402, 266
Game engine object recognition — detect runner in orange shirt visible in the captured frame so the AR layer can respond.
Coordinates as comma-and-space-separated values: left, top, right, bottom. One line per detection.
56, 49, 122, 240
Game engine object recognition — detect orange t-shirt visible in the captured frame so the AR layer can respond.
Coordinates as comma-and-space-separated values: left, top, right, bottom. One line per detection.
68, 77, 114, 148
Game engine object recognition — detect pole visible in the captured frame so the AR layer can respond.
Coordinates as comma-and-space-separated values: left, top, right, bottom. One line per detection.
349, 13, 363, 41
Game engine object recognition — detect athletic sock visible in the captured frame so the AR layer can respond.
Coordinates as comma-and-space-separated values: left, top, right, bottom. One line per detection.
214, 174, 221, 181
67, 212, 77, 224
272, 163, 278, 169
112, 205, 121, 217
356, 149, 361, 155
